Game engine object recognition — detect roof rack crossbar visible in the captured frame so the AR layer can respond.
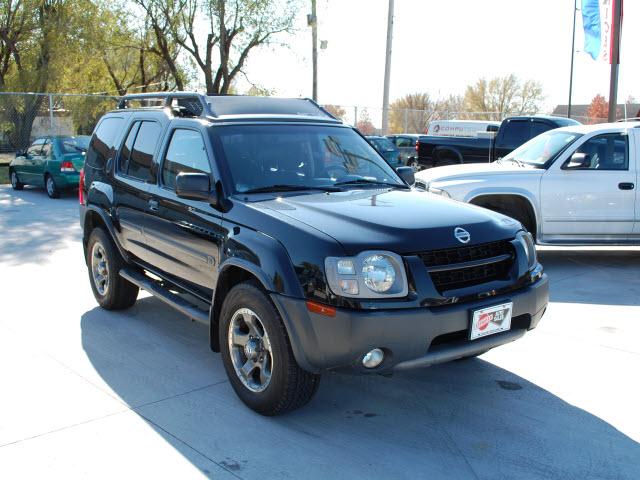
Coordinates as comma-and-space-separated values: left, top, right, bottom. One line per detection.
117, 92, 212, 117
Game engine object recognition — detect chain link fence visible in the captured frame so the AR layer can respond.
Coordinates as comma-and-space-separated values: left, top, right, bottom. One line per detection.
0, 92, 612, 184
0, 92, 117, 183
321, 104, 613, 134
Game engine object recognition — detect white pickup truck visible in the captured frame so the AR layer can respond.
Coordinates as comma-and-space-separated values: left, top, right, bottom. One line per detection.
415, 122, 640, 245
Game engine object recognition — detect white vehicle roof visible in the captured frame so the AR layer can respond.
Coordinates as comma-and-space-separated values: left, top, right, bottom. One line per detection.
555, 121, 640, 134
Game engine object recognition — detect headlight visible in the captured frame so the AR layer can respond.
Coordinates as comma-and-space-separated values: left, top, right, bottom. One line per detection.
325, 251, 408, 298
427, 185, 451, 198
361, 254, 396, 292
517, 231, 537, 270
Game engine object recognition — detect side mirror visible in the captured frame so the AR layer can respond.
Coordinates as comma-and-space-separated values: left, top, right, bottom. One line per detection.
396, 166, 415, 185
175, 172, 217, 206
15, 150, 25, 158
564, 152, 591, 169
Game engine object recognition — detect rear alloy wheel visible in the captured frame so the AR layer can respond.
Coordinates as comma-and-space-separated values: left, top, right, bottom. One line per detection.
409, 159, 421, 172
87, 228, 139, 310
45, 174, 60, 199
10, 170, 24, 190
220, 282, 320, 415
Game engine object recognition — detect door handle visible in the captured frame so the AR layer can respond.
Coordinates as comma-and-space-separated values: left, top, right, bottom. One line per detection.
618, 182, 635, 190
148, 199, 159, 212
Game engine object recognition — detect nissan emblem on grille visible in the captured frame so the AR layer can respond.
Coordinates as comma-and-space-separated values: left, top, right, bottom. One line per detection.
454, 227, 471, 244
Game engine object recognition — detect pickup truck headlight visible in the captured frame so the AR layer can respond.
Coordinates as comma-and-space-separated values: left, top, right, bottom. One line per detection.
427, 185, 451, 198
517, 231, 537, 270
325, 251, 408, 299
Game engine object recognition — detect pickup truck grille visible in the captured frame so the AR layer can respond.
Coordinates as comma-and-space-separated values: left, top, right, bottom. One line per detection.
419, 240, 515, 294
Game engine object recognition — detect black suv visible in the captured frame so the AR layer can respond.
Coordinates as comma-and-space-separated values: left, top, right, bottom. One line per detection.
80, 92, 548, 415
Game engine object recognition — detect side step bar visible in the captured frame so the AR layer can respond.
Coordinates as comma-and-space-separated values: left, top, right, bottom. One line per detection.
120, 268, 210, 325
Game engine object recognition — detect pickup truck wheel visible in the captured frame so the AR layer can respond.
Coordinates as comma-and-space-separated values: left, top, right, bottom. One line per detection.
408, 159, 421, 172
45, 174, 60, 199
87, 228, 139, 310
220, 282, 321, 415
10, 170, 24, 190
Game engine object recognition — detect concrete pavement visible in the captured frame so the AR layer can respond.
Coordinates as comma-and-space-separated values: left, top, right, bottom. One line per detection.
0, 185, 639, 479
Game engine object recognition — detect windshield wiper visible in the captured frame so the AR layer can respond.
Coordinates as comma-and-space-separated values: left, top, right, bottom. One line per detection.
333, 178, 407, 188
242, 184, 341, 194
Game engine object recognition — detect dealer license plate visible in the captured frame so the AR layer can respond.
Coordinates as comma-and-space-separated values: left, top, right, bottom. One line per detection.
470, 303, 513, 340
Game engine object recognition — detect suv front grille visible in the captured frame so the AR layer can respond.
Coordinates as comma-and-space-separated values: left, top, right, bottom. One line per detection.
419, 240, 515, 294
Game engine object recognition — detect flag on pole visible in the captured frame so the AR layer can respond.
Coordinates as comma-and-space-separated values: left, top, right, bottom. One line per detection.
582, 0, 622, 63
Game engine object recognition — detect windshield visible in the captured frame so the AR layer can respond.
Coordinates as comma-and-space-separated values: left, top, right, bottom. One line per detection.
215, 125, 405, 193
502, 130, 582, 167
60, 136, 90, 153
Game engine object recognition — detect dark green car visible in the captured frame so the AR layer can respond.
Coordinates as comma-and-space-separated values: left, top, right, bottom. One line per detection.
9, 135, 89, 198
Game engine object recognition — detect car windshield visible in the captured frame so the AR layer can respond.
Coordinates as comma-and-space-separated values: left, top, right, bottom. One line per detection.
60, 136, 90, 153
502, 131, 582, 168
215, 125, 406, 194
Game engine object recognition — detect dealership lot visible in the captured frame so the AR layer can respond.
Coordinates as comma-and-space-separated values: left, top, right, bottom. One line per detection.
0, 185, 639, 479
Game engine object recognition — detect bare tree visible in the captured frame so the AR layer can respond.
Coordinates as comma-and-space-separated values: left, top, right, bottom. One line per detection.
169, 0, 298, 95
389, 93, 436, 133
464, 75, 544, 120
133, 0, 187, 90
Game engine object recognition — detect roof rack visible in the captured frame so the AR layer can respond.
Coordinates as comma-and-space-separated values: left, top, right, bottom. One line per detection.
117, 92, 212, 118
617, 117, 640, 122
116, 91, 340, 122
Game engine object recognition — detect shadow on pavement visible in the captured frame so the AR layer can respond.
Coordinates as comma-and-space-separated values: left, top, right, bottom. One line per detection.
0, 186, 81, 266
81, 297, 640, 479
538, 248, 640, 306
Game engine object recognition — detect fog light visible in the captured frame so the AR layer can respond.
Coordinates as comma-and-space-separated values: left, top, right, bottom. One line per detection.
362, 348, 385, 368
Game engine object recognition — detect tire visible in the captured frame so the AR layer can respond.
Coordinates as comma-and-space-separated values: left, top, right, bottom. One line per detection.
490, 203, 536, 239
45, 174, 60, 199
408, 158, 421, 172
435, 151, 461, 167
219, 282, 321, 415
86, 228, 139, 310
10, 169, 24, 190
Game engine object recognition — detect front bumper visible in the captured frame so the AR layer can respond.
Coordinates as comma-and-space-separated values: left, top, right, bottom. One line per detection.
271, 273, 548, 373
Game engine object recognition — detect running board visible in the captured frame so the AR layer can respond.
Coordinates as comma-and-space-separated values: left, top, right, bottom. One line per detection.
120, 268, 210, 325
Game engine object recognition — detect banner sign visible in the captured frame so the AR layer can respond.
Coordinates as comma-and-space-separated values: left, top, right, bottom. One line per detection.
582, 0, 621, 63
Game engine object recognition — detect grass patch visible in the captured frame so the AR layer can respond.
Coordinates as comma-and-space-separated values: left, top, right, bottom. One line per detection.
0, 153, 13, 184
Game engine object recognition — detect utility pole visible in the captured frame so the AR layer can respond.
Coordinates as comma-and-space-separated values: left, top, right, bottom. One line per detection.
568, 0, 577, 119
381, 0, 394, 134
608, 0, 623, 122
309, 0, 318, 102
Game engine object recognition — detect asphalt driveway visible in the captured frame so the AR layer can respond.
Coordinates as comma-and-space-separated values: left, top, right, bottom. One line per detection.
0, 185, 639, 479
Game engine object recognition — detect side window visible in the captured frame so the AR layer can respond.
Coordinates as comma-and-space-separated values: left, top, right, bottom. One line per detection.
87, 117, 125, 168
396, 137, 412, 148
531, 122, 552, 138
40, 139, 52, 158
26, 139, 44, 157
575, 134, 628, 170
126, 121, 162, 182
161, 129, 211, 190
499, 121, 530, 149
118, 122, 140, 175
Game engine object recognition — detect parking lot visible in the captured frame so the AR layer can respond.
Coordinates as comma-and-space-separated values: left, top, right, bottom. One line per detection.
0, 185, 639, 479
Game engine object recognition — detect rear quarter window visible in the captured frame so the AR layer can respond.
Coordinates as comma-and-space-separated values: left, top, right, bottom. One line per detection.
86, 117, 125, 169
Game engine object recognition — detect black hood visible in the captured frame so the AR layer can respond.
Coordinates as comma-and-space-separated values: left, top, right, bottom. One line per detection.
252, 188, 521, 255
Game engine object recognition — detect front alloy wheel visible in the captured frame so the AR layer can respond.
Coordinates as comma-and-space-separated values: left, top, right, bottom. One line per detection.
228, 308, 273, 392
10, 170, 24, 190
